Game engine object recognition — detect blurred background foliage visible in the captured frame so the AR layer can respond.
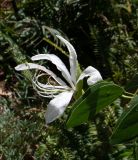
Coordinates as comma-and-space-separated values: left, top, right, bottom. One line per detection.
0, 0, 138, 159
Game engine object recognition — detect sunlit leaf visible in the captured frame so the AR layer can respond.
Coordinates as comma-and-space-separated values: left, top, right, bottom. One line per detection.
67, 81, 124, 128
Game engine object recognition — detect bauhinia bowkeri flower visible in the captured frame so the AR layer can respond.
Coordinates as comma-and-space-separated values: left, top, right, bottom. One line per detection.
15, 35, 102, 124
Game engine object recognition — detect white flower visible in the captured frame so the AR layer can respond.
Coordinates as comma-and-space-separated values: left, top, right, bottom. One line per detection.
15, 35, 102, 124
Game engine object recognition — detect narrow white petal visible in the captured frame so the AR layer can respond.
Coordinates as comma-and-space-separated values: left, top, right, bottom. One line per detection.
45, 91, 74, 124
56, 35, 78, 84
77, 66, 102, 85
15, 63, 66, 86
87, 74, 103, 85
31, 54, 74, 88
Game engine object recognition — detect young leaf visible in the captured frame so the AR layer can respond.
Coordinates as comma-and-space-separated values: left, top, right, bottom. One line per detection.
110, 95, 138, 144
67, 81, 123, 128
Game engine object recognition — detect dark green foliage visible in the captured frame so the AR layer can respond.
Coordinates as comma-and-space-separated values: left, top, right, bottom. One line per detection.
111, 96, 138, 144
125, 73, 138, 93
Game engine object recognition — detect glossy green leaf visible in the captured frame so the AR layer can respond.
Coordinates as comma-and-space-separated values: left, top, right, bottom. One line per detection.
110, 96, 138, 144
67, 81, 124, 128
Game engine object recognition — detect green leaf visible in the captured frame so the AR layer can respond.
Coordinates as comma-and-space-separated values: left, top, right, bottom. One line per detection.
110, 96, 138, 144
67, 81, 124, 128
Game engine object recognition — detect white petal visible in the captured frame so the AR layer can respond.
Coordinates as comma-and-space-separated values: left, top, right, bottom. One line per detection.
45, 91, 74, 124
77, 66, 102, 85
56, 35, 78, 84
87, 74, 103, 85
15, 63, 66, 86
31, 54, 74, 88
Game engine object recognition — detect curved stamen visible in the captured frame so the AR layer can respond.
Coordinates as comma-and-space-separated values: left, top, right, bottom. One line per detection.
32, 73, 72, 98
33, 81, 59, 98
36, 74, 70, 90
